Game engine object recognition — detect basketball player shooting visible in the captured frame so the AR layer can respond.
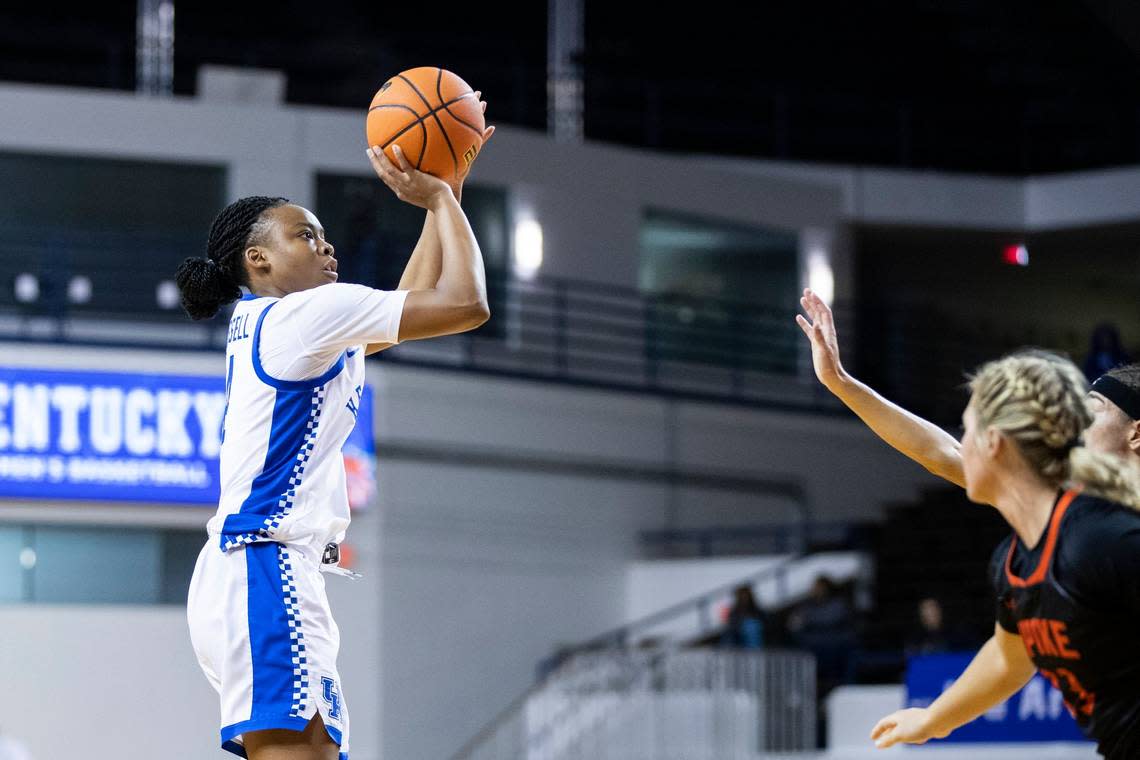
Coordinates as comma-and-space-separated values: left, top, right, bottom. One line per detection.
182, 98, 493, 760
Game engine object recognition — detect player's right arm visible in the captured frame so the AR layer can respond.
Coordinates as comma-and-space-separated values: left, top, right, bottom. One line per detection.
870, 624, 1035, 748
795, 288, 965, 488
366, 144, 490, 342
260, 152, 489, 375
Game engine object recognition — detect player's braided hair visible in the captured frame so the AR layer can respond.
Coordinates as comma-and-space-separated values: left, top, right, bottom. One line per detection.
174, 196, 290, 320
970, 350, 1140, 510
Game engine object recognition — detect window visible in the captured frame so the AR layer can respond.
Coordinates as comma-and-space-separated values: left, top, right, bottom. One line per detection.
640, 209, 799, 374
316, 173, 510, 336
0, 152, 225, 319
0, 524, 204, 604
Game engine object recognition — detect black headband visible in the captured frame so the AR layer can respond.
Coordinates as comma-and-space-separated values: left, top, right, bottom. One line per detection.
1091, 375, 1140, 421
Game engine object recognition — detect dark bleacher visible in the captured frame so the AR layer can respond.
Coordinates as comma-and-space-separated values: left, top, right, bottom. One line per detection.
850, 487, 1010, 683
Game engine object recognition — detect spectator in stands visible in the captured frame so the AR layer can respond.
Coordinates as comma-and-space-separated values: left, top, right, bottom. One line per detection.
788, 576, 856, 684
788, 576, 851, 635
1083, 322, 1132, 383
720, 584, 766, 649
904, 597, 970, 656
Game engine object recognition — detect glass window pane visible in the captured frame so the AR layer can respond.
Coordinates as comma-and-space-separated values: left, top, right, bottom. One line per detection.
640, 209, 800, 374
31, 526, 161, 604
0, 152, 226, 320
316, 172, 510, 282
160, 530, 206, 604
0, 526, 24, 602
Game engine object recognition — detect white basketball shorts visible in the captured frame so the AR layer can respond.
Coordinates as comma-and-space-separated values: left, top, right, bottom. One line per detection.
187, 540, 350, 758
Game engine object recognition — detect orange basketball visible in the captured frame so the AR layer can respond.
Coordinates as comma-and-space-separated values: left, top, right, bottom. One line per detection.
366, 67, 485, 183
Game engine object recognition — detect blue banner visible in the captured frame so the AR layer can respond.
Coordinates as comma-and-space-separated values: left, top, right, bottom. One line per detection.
0, 366, 374, 505
906, 653, 1091, 743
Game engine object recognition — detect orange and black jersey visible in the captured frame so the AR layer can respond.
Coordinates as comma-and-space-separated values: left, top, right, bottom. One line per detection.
990, 490, 1140, 759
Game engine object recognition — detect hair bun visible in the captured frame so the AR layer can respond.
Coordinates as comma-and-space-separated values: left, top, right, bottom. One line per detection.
174, 257, 242, 320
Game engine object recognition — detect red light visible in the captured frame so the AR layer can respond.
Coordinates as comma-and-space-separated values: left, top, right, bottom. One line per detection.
1002, 244, 1029, 266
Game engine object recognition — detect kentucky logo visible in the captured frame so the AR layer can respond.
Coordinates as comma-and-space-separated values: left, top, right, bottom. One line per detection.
322, 676, 343, 720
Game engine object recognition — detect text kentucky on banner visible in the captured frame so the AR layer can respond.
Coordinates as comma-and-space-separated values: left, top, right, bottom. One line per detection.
0, 366, 375, 506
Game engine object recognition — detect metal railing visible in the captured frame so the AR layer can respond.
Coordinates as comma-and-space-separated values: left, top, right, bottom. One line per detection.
640, 520, 870, 558
451, 555, 828, 760
0, 231, 832, 412
452, 649, 816, 760
553, 555, 804, 660
0, 228, 1082, 422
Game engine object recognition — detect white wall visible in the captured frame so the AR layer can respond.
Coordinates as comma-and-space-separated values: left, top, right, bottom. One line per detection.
0, 606, 219, 760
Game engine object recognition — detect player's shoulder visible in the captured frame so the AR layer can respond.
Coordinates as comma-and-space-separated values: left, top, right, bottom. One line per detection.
1056, 492, 1140, 607
266, 283, 380, 320
1058, 492, 1140, 572
278, 283, 373, 307
1065, 492, 1140, 536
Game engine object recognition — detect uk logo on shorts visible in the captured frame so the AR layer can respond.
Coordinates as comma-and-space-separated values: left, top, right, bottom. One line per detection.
322, 676, 343, 720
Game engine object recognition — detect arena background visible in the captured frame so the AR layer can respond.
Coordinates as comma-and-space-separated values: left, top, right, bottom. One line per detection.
0, 2, 1136, 759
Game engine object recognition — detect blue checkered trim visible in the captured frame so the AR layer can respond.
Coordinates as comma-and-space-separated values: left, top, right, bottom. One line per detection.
278, 544, 310, 717
222, 387, 326, 551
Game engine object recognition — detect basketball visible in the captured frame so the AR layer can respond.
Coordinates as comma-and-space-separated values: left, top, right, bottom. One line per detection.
366, 67, 485, 183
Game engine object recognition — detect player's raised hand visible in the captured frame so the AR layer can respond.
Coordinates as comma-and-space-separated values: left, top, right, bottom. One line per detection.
795, 287, 847, 390
366, 144, 452, 211
870, 707, 945, 749
474, 92, 496, 150
446, 92, 495, 200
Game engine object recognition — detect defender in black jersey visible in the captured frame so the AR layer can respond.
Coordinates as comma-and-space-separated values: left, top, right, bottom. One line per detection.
992, 490, 1140, 757
796, 290, 1140, 756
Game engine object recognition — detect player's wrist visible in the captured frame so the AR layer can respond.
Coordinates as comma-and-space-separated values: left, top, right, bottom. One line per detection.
426, 186, 456, 212
919, 706, 954, 740
824, 367, 854, 394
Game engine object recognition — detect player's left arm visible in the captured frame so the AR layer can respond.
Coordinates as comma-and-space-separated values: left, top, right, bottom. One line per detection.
870, 623, 1036, 748
366, 95, 494, 356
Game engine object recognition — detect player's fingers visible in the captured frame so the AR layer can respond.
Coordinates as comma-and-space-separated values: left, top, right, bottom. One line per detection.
391, 144, 413, 173
365, 146, 387, 174
481, 100, 488, 114
801, 293, 821, 323
377, 172, 401, 196
805, 288, 822, 313
367, 150, 400, 188
869, 716, 894, 741
820, 306, 837, 336
795, 314, 815, 338
373, 157, 403, 190
370, 145, 399, 177
482, 125, 496, 144
811, 291, 836, 330
810, 289, 834, 321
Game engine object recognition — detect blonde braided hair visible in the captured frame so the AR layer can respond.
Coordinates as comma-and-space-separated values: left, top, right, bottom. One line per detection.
969, 350, 1140, 510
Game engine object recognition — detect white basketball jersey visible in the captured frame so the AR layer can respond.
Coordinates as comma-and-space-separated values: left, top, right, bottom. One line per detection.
206, 284, 407, 553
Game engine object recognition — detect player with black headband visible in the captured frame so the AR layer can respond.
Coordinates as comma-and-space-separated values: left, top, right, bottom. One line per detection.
797, 290, 1140, 756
